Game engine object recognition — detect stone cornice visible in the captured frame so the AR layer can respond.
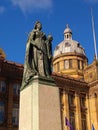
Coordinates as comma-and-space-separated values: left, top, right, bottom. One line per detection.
88, 80, 98, 97
53, 52, 87, 62
52, 73, 89, 93
84, 60, 98, 71
88, 80, 98, 87
0, 59, 23, 79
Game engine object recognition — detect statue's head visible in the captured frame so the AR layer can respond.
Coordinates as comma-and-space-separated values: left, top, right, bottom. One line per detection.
34, 21, 42, 30
47, 35, 53, 42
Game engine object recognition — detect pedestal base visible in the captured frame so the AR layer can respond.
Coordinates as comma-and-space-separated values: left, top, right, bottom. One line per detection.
19, 76, 62, 130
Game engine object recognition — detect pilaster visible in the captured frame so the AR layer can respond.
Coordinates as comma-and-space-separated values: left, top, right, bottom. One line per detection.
75, 92, 82, 130
61, 90, 69, 130
89, 94, 98, 130
86, 95, 91, 130
80, 60, 82, 70
7, 82, 13, 129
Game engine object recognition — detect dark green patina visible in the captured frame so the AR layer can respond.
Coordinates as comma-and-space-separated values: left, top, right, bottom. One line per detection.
21, 21, 53, 90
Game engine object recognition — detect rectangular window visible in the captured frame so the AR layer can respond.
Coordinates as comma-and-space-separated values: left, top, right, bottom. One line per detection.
64, 60, 69, 69
68, 94, 74, 106
78, 60, 80, 70
57, 62, 60, 72
81, 114, 87, 130
80, 95, 86, 108
13, 84, 20, 95
0, 102, 5, 124
82, 61, 84, 70
12, 104, 19, 126
80, 97, 85, 107
0, 81, 6, 92
69, 111, 75, 130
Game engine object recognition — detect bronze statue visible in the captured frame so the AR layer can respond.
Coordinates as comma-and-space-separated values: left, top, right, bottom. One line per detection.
46, 35, 53, 75
21, 21, 53, 88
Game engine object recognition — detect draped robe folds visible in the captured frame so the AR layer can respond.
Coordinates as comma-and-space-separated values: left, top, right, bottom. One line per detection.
21, 29, 49, 89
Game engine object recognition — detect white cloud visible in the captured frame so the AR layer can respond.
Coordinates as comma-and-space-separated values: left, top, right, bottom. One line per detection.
11, 0, 53, 13
0, 6, 5, 14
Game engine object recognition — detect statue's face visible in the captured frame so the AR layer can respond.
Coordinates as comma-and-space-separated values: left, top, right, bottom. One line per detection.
37, 23, 42, 30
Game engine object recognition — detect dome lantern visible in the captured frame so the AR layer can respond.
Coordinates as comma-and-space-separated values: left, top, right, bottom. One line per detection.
64, 24, 72, 40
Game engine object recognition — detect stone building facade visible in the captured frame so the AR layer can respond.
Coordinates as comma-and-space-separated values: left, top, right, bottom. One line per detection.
53, 25, 98, 130
0, 24, 98, 130
0, 48, 23, 130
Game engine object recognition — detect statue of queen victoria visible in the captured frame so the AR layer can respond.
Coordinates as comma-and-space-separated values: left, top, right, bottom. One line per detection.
21, 21, 53, 89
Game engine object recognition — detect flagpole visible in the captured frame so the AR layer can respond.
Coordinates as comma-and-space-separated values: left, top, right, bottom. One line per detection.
92, 124, 95, 130
91, 8, 98, 60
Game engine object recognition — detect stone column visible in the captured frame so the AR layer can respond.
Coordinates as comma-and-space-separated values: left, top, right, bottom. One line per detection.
89, 94, 98, 130
73, 59, 77, 69
96, 96, 98, 129
85, 94, 91, 130
60, 60, 64, 71
80, 60, 82, 70
75, 92, 82, 130
61, 89, 69, 130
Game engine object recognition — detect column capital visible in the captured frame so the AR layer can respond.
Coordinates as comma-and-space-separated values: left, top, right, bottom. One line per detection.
75, 91, 80, 97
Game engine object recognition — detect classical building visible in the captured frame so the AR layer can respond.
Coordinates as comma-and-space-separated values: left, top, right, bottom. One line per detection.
0, 48, 23, 130
53, 25, 98, 130
0, 24, 98, 130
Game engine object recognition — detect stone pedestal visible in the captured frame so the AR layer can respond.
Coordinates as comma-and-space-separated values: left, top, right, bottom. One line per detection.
19, 76, 62, 130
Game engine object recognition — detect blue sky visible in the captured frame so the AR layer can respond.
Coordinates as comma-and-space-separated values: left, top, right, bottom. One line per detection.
0, 0, 98, 64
